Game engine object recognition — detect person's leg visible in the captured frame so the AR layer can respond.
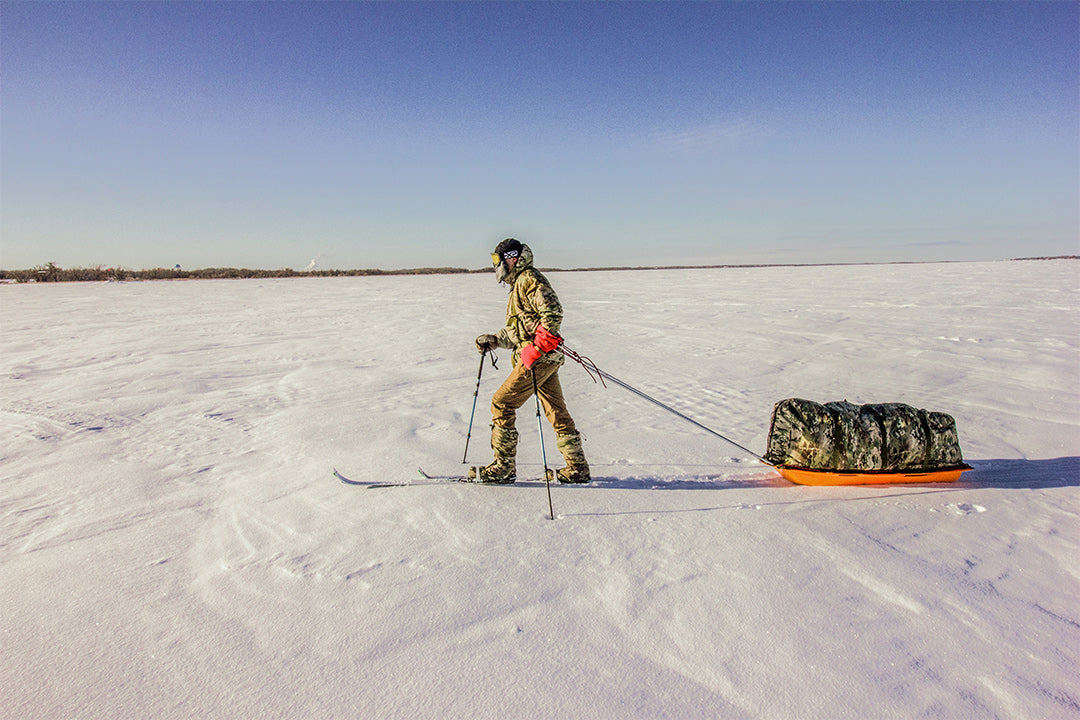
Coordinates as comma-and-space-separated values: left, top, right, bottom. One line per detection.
469, 363, 534, 483
490, 362, 537, 428
534, 365, 590, 484
532, 364, 576, 435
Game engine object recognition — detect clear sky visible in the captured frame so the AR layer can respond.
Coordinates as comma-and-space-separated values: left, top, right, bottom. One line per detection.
2, 1, 1077, 271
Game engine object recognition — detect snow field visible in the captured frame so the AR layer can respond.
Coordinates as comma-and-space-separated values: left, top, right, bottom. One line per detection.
1, 260, 1077, 718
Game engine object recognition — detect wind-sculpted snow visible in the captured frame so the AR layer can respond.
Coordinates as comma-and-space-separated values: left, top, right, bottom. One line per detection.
1, 261, 1077, 718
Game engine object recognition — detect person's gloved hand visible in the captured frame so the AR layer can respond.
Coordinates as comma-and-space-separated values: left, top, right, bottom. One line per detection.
533, 325, 561, 353
520, 343, 542, 369
520, 326, 562, 369
475, 334, 499, 354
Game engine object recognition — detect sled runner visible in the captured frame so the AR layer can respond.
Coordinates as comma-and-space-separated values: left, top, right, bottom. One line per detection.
774, 463, 971, 486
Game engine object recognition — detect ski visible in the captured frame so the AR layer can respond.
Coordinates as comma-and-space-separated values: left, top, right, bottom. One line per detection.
418, 466, 528, 485
334, 468, 371, 486
417, 466, 469, 481
366, 480, 460, 489
364, 467, 472, 489
333, 466, 472, 489
334, 466, 534, 488
334, 466, 528, 488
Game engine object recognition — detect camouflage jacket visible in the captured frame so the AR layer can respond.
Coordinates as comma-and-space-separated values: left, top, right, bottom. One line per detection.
494, 244, 565, 367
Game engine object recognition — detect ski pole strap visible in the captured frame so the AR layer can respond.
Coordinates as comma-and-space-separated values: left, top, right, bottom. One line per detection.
560, 342, 766, 463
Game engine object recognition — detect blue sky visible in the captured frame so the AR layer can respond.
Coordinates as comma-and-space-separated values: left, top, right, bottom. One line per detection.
2, 1, 1077, 270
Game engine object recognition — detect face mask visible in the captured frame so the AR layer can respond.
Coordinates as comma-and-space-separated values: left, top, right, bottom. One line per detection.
492, 249, 519, 283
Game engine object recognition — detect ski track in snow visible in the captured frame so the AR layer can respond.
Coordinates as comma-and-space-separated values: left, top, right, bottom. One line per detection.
1, 260, 1078, 719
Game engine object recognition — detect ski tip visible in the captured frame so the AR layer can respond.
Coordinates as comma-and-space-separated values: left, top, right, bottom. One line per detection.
334, 469, 369, 486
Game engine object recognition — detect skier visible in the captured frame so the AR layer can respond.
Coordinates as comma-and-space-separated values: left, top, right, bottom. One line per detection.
470, 238, 591, 484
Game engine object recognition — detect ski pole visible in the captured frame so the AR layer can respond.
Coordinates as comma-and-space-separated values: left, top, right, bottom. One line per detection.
462, 349, 496, 464
532, 369, 555, 521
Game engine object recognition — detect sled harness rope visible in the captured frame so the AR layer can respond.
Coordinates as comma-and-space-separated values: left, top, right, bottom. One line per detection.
559, 342, 767, 464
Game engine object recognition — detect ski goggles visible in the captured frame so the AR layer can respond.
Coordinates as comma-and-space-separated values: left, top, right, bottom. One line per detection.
490, 249, 520, 267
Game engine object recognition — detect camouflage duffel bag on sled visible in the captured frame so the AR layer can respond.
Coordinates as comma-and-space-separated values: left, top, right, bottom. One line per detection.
764, 398, 965, 471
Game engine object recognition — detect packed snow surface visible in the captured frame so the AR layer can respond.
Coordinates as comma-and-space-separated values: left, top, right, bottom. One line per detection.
2, 260, 1078, 719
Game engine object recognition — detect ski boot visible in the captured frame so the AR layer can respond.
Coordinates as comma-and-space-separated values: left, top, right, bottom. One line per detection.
468, 459, 517, 484
546, 466, 591, 484
467, 426, 518, 484
545, 432, 591, 484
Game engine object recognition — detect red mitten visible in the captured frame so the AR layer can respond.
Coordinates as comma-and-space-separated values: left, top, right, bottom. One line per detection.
533, 325, 562, 353
520, 343, 541, 369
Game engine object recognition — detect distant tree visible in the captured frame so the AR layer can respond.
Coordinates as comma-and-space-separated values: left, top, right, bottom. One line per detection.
38, 262, 61, 282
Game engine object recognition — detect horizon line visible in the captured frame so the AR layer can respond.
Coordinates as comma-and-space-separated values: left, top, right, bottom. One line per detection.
2, 256, 1076, 283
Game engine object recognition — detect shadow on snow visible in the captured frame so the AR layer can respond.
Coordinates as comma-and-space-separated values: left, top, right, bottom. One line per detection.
541, 458, 1079, 519
958, 457, 1079, 490
542, 457, 1080, 492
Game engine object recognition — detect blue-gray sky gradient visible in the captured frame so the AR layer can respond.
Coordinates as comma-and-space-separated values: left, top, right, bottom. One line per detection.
2, 1, 1077, 270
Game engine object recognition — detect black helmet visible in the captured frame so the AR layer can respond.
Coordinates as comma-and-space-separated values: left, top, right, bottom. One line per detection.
491, 238, 523, 283
491, 238, 523, 266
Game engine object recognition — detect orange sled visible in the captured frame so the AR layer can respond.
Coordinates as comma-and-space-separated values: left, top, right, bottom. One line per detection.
775, 464, 972, 486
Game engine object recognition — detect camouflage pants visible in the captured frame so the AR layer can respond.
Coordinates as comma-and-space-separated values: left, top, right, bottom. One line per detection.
490, 355, 578, 436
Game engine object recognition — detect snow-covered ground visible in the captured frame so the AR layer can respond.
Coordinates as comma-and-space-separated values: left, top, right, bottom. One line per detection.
2, 259, 1077, 719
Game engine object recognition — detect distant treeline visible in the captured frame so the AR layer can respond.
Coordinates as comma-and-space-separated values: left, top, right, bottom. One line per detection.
0, 263, 484, 283
1011, 255, 1080, 261
2, 256, 1075, 283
